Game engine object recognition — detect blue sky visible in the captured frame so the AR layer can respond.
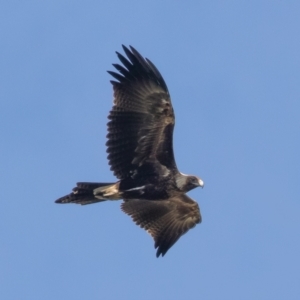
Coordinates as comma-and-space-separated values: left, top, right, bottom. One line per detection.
1, 1, 300, 299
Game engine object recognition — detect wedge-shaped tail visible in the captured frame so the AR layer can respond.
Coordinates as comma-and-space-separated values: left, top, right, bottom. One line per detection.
55, 182, 120, 205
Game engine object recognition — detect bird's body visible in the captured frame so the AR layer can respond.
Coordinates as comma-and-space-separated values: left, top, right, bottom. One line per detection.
55, 46, 204, 257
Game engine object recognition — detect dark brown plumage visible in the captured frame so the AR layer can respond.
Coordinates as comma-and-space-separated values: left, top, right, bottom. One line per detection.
55, 45, 204, 257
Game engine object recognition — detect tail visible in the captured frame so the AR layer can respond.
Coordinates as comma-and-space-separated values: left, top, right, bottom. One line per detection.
55, 182, 121, 205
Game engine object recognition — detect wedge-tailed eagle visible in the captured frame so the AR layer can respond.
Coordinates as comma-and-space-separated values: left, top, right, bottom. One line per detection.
55, 45, 204, 257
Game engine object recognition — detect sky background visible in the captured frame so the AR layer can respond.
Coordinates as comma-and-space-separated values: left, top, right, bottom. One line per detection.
1, 1, 300, 299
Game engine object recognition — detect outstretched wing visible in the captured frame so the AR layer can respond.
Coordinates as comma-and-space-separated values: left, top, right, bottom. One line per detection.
107, 45, 177, 180
121, 194, 201, 257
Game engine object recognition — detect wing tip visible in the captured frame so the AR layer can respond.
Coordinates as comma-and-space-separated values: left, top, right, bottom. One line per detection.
155, 247, 167, 258
108, 45, 169, 93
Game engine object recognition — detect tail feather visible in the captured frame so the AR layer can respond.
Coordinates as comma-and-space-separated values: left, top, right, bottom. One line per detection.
55, 182, 116, 205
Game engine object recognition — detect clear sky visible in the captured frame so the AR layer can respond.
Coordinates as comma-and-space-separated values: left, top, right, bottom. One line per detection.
1, 1, 299, 299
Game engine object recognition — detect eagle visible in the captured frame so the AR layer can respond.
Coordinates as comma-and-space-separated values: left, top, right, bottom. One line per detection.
55, 45, 204, 257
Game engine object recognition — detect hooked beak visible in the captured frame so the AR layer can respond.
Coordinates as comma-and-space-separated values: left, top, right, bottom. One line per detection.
198, 178, 204, 188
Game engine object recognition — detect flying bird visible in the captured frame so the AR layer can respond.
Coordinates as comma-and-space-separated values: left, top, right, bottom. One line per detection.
55, 45, 204, 257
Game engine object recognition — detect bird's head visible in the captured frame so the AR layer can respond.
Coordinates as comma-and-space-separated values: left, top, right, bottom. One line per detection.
176, 173, 204, 193
187, 175, 204, 190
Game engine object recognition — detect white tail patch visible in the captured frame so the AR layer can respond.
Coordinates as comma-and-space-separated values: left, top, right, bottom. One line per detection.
94, 182, 121, 200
